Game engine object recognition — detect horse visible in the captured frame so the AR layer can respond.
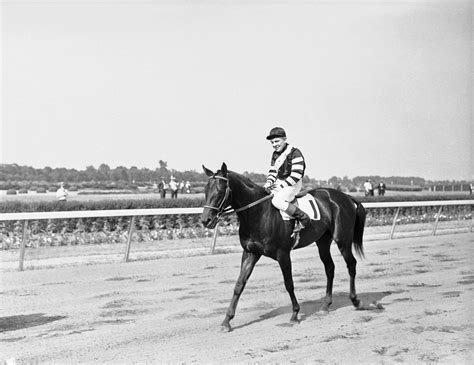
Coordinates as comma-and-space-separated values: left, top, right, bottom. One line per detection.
202, 163, 369, 332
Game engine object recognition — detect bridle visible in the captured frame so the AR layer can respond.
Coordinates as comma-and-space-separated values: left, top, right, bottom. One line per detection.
203, 175, 233, 220
203, 174, 273, 220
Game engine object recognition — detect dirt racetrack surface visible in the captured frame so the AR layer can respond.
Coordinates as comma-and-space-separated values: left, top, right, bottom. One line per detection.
1, 233, 473, 364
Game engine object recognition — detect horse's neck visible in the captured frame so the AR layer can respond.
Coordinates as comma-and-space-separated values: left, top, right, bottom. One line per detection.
228, 173, 265, 210
228, 173, 279, 231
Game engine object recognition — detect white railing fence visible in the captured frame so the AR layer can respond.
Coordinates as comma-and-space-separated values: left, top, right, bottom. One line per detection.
0, 201, 472, 271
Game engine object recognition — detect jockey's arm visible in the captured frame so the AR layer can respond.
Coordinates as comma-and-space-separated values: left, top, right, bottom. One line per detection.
264, 166, 277, 188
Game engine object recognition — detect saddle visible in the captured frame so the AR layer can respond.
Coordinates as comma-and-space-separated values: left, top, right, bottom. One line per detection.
280, 193, 321, 221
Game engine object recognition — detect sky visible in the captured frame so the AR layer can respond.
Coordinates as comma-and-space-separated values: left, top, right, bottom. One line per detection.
1, 0, 472, 181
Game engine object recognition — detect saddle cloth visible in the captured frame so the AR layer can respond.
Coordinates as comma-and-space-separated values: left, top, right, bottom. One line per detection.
280, 194, 320, 221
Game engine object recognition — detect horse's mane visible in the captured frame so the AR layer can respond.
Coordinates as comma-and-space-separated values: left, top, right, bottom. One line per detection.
225, 170, 266, 195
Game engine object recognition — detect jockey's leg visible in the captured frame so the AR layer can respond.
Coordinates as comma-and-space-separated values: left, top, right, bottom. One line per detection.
272, 183, 311, 228
285, 203, 311, 228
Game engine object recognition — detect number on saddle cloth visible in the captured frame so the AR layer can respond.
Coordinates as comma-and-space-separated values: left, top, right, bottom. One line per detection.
280, 193, 321, 221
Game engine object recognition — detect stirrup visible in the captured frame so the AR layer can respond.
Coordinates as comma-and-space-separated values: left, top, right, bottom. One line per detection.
291, 221, 303, 237
291, 226, 301, 249
297, 218, 311, 230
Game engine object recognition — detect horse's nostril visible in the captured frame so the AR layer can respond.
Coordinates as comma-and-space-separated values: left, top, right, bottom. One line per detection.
202, 218, 211, 227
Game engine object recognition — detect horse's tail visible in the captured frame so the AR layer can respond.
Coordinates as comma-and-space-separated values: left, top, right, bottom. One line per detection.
351, 197, 366, 259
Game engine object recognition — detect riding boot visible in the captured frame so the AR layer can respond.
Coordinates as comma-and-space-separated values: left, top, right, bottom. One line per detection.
284, 219, 295, 232
284, 219, 299, 247
285, 203, 311, 228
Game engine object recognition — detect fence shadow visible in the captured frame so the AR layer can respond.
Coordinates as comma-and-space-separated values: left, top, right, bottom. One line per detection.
0, 313, 66, 333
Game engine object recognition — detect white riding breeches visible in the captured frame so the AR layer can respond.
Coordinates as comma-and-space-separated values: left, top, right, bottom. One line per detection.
271, 179, 303, 211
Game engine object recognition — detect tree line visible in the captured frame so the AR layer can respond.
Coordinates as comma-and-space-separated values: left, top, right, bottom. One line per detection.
2, 162, 203, 185
1, 163, 466, 190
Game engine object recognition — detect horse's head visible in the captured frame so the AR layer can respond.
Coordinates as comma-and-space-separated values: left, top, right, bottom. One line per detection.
201, 162, 232, 229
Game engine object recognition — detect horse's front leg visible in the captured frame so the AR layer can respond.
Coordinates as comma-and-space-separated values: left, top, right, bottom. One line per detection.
221, 250, 261, 332
277, 249, 300, 322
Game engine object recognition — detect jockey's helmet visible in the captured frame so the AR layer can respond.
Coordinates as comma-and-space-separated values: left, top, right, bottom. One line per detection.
266, 127, 286, 140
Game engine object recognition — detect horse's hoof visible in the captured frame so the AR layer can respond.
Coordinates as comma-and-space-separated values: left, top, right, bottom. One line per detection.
220, 324, 232, 332
290, 315, 300, 323
368, 302, 384, 310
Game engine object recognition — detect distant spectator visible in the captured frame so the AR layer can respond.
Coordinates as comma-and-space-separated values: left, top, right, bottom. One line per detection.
158, 178, 167, 199
56, 182, 68, 203
470, 183, 473, 195
377, 181, 386, 196
169, 176, 179, 199
185, 181, 191, 194
363, 179, 373, 197
179, 180, 185, 194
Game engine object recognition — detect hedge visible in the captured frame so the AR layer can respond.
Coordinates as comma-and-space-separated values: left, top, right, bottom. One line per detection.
0, 197, 205, 214
384, 184, 422, 192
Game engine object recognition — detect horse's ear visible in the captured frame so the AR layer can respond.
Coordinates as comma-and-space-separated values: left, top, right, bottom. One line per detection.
202, 165, 214, 177
221, 162, 228, 176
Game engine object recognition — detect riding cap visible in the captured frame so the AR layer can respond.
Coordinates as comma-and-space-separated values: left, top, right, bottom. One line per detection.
266, 127, 286, 140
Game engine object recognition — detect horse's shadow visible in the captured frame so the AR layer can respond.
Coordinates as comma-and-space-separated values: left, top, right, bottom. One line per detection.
233, 291, 391, 331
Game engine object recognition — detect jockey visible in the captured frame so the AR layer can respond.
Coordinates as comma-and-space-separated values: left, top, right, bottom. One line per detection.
263, 127, 311, 228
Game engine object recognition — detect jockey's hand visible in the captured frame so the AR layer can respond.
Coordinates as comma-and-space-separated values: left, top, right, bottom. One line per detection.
263, 182, 272, 194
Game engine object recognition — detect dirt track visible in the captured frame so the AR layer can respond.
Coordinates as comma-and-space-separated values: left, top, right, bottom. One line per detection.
1, 233, 473, 364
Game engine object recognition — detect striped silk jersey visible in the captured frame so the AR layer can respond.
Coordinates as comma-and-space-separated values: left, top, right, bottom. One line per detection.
266, 144, 306, 188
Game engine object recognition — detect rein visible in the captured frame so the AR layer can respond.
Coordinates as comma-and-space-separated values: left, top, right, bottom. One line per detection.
203, 175, 273, 219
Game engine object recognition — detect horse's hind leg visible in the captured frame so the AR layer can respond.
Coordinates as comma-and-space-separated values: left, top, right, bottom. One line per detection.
316, 232, 335, 313
221, 250, 261, 332
337, 241, 362, 309
277, 249, 300, 322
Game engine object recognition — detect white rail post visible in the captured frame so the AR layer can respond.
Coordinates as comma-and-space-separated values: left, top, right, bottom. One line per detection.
432, 206, 443, 236
18, 220, 28, 271
389, 207, 401, 239
124, 216, 135, 262
470, 204, 473, 233
210, 221, 220, 254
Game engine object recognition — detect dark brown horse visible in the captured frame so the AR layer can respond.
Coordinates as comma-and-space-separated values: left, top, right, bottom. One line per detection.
202, 163, 369, 332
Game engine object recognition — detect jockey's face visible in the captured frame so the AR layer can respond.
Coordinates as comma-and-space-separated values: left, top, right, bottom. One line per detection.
270, 137, 287, 152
